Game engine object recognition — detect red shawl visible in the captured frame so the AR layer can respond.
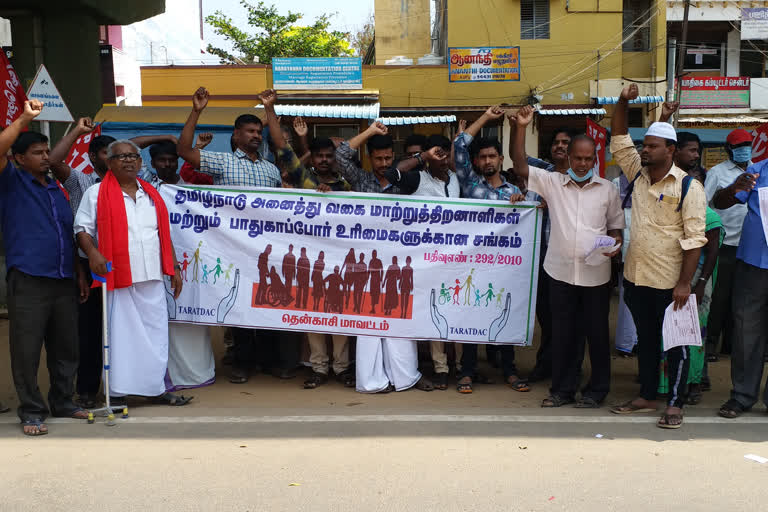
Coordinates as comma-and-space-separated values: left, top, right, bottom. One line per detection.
94, 171, 175, 290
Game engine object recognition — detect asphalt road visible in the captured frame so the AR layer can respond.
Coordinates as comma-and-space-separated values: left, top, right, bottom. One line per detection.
2, 411, 768, 512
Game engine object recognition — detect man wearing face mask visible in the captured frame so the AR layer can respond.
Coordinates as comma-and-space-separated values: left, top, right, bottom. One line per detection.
703, 129, 754, 361
513, 106, 624, 408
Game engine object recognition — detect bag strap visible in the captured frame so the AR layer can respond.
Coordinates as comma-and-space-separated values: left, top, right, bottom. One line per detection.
621, 172, 643, 210
676, 175, 694, 212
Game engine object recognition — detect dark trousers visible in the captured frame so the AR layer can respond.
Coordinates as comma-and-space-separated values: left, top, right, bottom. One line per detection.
706, 244, 738, 355
7, 270, 80, 422
76, 276, 102, 396
460, 344, 518, 380
531, 268, 553, 378
730, 260, 768, 409
623, 280, 689, 408
232, 328, 301, 371
549, 277, 611, 402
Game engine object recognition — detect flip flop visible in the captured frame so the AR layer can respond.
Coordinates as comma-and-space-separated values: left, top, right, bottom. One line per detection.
609, 400, 656, 414
456, 379, 473, 394
575, 397, 601, 408
506, 377, 530, 392
303, 371, 328, 389
657, 413, 683, 429
541, 395, 575, 408
22, 420, 48, 436
415, 376, 434, 392
152, 392, 193, 406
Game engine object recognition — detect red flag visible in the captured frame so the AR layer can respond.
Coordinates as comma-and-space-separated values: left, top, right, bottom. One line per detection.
586, 119, 607, 178
0, 51, 27, 128
751, 123, 768, 164
65, 123, 103, 175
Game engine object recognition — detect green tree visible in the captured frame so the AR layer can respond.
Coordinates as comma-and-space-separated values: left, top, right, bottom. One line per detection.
350, 13, 374, 58
205, 1, 353, 65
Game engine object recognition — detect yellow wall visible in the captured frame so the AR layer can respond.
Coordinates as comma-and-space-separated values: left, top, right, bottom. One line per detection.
139, 2, 667, 112
374, 0, 432, 64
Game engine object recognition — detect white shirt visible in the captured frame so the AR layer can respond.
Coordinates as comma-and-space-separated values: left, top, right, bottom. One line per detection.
703, 159, 750, 246
414, 170, 460, 198
74, 181, 164, 283
528, 167, 625, 287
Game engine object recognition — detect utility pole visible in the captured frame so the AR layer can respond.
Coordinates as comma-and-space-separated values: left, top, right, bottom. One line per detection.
673, 0, 691, 128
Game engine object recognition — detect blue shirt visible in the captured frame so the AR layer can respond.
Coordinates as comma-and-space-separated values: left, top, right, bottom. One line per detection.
0, 161, 75, 279
734, 160, 768, 270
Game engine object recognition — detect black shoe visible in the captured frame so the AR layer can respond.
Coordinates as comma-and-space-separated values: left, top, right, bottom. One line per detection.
706, 354, 718, 363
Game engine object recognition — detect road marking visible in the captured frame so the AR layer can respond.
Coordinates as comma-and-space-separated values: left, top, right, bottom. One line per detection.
2, 414, 768, 425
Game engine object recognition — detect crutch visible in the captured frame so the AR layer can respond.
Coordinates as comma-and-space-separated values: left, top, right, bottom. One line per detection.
86, 262, 129, 426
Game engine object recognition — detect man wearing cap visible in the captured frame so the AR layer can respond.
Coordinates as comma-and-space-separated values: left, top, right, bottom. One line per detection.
703, 128, 754, 361
609, 84, 707, 429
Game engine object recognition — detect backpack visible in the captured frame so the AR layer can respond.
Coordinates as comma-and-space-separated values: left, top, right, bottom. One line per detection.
621, 172, 694, 212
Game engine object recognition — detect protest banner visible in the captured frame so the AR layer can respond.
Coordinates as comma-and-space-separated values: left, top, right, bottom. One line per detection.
159, 186, 542, 345
65, 123, 102, 175
0, 50, 27, 128
752, 123, 768, 164
586, 119, 607, 178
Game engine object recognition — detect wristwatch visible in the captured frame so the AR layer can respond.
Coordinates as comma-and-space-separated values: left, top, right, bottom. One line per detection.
413, 152, 424, 166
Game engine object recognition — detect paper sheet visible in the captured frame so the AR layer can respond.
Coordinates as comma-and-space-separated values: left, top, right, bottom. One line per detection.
758, 188, 768, 246
585, 236, 621, 266
662, 295, 702, 352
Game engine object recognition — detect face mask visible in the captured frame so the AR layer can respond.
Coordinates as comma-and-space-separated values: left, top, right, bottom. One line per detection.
731, 146, 752, 163
567, 168, 593, 183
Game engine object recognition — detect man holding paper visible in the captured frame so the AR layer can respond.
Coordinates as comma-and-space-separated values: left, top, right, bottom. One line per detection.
712, 160, 768, 419
512, 106, 624, 408
609, 84, 707, 429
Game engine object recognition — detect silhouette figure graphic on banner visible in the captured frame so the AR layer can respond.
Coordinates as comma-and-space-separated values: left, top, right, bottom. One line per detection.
382, 256, 401, 316
341, 248, 356, 309
324, 265, 344, 313
282, 244, 296, 300
353, 253, 367, 314
368, 249, 383, 314
296, 247, 311, 309
255, 244, 272, 305
311, 251, 326, 311
400, 256, 413, 319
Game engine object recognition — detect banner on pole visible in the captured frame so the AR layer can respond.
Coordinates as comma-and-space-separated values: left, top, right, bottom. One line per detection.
0, 50, 27, 128
752, 123, 768, 164
26, 64, 74, 123
586, 119, 607, 178
65, 123, 102, 175
159, 186, 542, 345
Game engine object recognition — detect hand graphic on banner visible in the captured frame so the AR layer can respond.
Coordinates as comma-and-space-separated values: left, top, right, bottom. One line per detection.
217, 269, 240, 323
430, 290, 512, 342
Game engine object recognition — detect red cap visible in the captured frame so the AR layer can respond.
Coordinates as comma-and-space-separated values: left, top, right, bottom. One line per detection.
726, 129, 754, 145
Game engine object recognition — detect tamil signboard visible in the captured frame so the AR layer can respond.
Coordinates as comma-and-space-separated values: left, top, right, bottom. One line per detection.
272, 57, 362, 90
26, 64, 74, 122
448, 47, 520, 83
679, 76, 750, 109
741, 8, 768, 40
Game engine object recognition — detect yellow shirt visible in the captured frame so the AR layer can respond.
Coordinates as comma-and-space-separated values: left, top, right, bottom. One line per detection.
610, 134, 707, 290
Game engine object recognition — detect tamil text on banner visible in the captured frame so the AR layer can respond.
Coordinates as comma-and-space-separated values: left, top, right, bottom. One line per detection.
679, 76, 750, 109
741, 8, 768, 40
752, 123, 768, 164
586, 119, 607, 178
0, 50, 27, 128
272, 57, 363, 90
65, 123, 102, 175
159, 186, 542, 345
448, 47, 520, 83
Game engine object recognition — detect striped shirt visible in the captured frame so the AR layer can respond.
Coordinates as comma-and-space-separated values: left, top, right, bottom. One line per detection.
452, 132, 522, 200
63, 168, 102, 219
198, 148, 281, 188
335, 141, 402, 194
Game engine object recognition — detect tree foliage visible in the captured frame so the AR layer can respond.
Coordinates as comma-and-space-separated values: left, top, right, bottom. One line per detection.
205, 1, 353, 65
350, 13, 374, 58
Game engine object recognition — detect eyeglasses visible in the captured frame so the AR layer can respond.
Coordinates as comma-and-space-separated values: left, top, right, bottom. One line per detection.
110, 153, 141, 162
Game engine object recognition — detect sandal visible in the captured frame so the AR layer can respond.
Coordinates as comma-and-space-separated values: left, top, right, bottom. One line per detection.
152, 392, 193, 406
456, 377, 473, 394
718, 399, 749, 419
415, 376, 434, 392
336, 369, 356, 388
506, 376, 530, 392
686, 384, 703, 405
575, 396, 601, 408
434, 373, 448, 391
541, 395, 575, 408
22, 420, 48, 436
303, 372, 328, 389
52, 408, 89, 419
657, 413, 684, 429
609, 400, 657, 414
229, 366, 249, 384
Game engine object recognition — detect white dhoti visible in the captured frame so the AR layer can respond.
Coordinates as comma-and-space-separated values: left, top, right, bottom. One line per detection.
107, 280, 168, 397
167, 323, 215, 391
355, 336, 421, 392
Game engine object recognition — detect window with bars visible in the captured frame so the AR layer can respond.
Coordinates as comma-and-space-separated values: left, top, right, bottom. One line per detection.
622, 0, 651, 52
521, 0, 550, 40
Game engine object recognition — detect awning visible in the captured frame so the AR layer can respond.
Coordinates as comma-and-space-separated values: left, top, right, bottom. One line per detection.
627, 127, 735, 144
376, 115, 456, 125
537, 108, 606, 115
94, 106, 263, 125
678, 115, 768, 126
256, 103, 381, 119
595, 96, 664, 104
